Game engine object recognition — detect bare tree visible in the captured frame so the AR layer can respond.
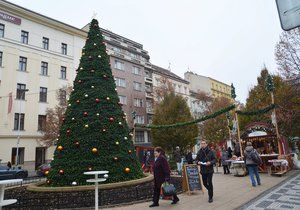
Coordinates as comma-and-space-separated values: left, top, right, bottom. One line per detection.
153, 76, 174, 105
40, 86, 72, 147
275, 28, 300, 78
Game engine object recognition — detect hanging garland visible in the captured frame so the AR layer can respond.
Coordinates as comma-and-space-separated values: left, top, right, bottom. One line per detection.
236, 104, 277, 116
135, 104, 236, 129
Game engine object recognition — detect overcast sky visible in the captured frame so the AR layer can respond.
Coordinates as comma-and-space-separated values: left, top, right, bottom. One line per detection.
9, 0, 283, 102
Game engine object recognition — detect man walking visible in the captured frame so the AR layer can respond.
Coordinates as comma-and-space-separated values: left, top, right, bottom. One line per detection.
244, 142, 262, 187
196, 140, 216, 203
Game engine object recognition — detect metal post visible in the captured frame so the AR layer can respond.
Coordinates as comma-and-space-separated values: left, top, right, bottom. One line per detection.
234, 111, 243, 157
16, 89, 28, 166
95, 174, 98, 210
271, 92, 282, 155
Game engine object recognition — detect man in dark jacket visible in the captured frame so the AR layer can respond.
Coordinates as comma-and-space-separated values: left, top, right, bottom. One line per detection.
244, 142, 261, 187
196, 140, 216, 203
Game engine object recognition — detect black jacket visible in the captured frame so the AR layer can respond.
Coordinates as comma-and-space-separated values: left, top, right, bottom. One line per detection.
153, 155, 171, 188
185, 152, 194, 164
196, 147, 216, 174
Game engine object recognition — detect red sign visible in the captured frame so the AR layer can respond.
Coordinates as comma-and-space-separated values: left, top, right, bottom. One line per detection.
0, 11, 21, 25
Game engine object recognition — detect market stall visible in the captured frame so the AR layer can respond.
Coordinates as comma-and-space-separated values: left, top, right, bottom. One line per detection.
240, 122, 292, 174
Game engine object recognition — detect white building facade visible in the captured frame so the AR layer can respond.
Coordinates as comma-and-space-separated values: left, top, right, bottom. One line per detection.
0, 0, 86, 171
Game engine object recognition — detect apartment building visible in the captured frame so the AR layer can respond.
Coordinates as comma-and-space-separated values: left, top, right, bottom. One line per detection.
0, 0, 86, 170
0, 0, 155, 170
184, 71, 231, 99
89, 27, 152, 147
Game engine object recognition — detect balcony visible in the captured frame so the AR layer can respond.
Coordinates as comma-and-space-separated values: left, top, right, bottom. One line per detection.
146, 92, 154, 98
145, 77, 153, 84
145, 86, 153, 93
146, 107, 154, 114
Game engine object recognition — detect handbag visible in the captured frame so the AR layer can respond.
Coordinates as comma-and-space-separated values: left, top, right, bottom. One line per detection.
161, 182, 176, 196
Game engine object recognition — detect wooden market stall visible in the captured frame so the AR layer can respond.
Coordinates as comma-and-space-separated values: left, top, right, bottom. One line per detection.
241, 122, 292, 175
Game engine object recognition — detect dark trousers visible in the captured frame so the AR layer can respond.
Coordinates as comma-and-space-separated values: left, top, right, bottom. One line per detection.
202, 173, 213, 199
223, 165, 230, 174
153, 185, 179, 204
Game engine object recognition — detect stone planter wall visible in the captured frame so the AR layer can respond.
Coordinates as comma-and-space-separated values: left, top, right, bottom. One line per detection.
4, 175, 182, 210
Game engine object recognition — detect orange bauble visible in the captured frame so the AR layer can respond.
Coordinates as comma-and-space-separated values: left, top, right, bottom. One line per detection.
124, 167, 130, 173
44, 170, 49, 175
57, 145, 63, 151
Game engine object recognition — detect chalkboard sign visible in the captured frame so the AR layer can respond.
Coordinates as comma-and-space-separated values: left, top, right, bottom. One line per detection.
183, 164, 203, 193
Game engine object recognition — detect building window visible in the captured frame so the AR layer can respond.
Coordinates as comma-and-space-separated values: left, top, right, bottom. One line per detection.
130, 52, 139, 59
132, 66, 141, 75
113, 47, 121, 53
39, 87, 47, 102
61, 43, 67, 55
0, 51, 2, 66
135, 131, 145, 143
19, 56, 27, 71
60, 66, 67, 79
134, 115, 145, 124
118, 95, 127, 105
11, 147, 25, 165
43, 37, 49, 50
16, 83, 26, 100
58, 89, 67, 105
38, 115, 46, 131
41, 61, 48, 76
14, 113, 25, 130
0, 24, 4, 38
115, 77, 126, 87
133, 82, 142, 91
21, 30, 29, 44
114, 60, 125, 71
134, 98, 143, 107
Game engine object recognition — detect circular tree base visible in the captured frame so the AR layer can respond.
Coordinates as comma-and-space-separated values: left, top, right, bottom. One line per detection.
4, 174, 158, 209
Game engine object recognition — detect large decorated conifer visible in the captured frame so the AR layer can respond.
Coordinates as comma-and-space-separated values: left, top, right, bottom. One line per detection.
47, 19, 143, 186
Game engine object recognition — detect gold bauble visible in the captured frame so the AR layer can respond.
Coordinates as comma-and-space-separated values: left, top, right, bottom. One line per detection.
92, 148, 98, 153
124, 168, 130, 173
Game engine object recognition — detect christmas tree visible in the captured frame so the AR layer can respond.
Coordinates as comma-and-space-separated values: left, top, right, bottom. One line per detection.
47, 19, 143, 186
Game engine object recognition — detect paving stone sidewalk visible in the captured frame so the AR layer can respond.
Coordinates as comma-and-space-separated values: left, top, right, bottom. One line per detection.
101, 170, 299, 210
238, 172, 300, 210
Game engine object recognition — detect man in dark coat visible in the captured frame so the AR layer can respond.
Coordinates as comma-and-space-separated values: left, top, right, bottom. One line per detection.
150, 147, 179, 207
196, 140, 216, 203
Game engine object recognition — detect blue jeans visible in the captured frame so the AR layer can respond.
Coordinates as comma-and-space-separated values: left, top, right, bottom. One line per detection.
247, 165, 261, 186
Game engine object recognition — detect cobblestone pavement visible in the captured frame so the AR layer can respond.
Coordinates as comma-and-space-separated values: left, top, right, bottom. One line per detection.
239, 172, 300, 210
102, 170, 298, 210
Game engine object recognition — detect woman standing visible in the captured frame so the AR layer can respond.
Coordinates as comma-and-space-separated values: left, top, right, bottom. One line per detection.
149, 147, 179, 208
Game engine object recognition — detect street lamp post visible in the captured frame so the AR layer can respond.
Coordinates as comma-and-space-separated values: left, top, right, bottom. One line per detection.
131, 111, 137, 143
16, 89, 29, 166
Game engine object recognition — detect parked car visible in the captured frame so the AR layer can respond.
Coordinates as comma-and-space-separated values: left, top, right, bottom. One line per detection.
0, 166, 28, 180
36, 163, 51, 177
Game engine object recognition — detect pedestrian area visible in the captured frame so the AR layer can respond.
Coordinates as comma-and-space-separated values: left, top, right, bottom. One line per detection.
239, 172, 300, 210
104, 170, 299, 210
